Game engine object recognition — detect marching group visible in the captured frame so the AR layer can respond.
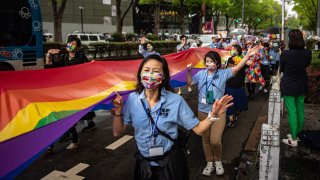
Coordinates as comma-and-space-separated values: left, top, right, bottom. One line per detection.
45, 29, 310, 179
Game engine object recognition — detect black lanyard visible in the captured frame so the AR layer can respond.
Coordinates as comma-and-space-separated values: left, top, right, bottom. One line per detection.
139, 99, 175, 143
140, 99, 162, 138
199, 70, 218, 92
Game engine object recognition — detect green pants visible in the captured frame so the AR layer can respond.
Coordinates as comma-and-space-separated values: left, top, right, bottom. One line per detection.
283, 96, 305, 140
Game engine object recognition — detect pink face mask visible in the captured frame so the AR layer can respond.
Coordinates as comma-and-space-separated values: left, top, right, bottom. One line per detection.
141, 72, 163, 89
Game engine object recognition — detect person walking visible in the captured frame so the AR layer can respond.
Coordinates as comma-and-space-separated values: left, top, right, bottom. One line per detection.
245, 41, 265, 100
46, 36, 96, 149
112, 54, 234, 180
225, 45, 251, 127
176, 35, 192, 94
138, 36, 160, 58
280, 29, 312, 147
187, 46, 260, 176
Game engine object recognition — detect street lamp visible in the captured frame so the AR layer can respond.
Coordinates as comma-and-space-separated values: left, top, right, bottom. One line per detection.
79, 5, 84, 33
242, 0, 244, 28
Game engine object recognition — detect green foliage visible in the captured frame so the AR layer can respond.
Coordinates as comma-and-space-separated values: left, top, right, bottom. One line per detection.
305, 39, 316, 50
311, 51, 320, 70
292, 0, 317, 31
146, 34, 160, 41
111, 32, 125, 42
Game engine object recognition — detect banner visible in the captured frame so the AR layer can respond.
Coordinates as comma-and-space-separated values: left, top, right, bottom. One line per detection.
0, 48, 231, 178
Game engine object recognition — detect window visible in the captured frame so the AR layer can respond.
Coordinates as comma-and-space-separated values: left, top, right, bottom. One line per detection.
80, 35, 89, 41
104, 16, 111, 25
112, 5, 116, 16
103, 0, 111, 4
99, 35, 105, 40
89, 36, 98, 41
0, 0, 32, 46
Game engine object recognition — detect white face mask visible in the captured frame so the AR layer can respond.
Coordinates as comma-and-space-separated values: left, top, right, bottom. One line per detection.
205, 62, 216, 70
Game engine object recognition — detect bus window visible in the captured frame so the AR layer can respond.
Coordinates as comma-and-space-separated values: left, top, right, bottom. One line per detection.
0, 0, 32, 47
99, 35, 105, 41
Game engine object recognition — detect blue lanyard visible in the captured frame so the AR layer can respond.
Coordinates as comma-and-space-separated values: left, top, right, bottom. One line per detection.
140, 99, 163, 137
205, 70, 218, 92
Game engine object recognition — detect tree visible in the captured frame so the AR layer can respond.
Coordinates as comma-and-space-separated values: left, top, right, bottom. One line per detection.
116, 0, 134, 34
51, 0, 68, 42
292, 0, 317, 32
139, 0, 161, 35
173, 0, 186, 34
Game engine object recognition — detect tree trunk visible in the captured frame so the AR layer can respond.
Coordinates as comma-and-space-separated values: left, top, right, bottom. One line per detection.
178, 0, 185, 34
51, 0, 67, 42
225, 14, 229, 33
213, 13, 219, 34
54, 17, 62, 42
199, 2, 206, 34
153, 0, 161, 35
116, 0, 122, 33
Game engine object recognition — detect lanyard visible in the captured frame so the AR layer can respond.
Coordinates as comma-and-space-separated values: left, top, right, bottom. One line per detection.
140, 99, 163, 138
205, 70, 218, 92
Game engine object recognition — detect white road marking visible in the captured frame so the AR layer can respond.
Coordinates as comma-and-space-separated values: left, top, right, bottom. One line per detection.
105, 135, 133, 150
41, 163, 89, 180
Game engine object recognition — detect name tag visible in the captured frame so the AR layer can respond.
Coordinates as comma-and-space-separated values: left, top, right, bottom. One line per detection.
149, 146, 164, 157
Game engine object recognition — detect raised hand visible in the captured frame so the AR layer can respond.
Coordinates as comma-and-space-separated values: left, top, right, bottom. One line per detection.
112, 91, 123, 109
211, 95, 233, 117
187, 63, 193, 71
246, 45, 260, 57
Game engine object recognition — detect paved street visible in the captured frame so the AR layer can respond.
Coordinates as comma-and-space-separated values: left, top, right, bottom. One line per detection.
16, 86, 268, 180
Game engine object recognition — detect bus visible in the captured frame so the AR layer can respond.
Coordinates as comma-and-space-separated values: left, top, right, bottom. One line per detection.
0, 0, 43, 71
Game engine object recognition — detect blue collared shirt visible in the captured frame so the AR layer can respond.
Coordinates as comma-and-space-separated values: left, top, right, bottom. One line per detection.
209, 42, 222, 49
138, 44, 160, 58
269, 50, 280, 64
191, 68, 233, 113
122, 89, 199, 158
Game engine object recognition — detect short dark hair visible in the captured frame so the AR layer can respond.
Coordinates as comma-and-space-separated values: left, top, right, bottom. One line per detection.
180, 35, 186, 40
288, 29, 305, 49
135, 55, 173, 101
232, 44, 242, 56
204, 51, 221, 69
68, 36, 81, 47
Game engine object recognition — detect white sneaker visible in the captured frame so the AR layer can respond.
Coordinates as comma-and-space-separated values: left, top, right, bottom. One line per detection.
66, 143, 79, 150
177, 87, 182, 95
215, 161, 224, 175
282, 138, 298, 147
287, 134, 301, 141
188, 86, 193, 92
263, 88, 268, 93
202, 162, 214, 176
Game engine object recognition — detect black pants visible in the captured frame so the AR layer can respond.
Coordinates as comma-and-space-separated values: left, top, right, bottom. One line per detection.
69, 125, 78, 143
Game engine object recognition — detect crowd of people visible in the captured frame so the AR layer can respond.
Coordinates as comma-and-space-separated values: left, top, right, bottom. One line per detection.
45, 29, 310, 179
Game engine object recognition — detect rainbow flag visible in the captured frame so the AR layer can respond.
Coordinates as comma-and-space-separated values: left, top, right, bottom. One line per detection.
0, 48, 231, 178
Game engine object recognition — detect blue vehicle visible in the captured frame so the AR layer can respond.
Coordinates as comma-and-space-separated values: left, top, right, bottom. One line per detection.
0, 0, 43, 71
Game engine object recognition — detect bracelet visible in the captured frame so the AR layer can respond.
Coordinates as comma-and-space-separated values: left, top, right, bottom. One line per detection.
207, 111, 220, 122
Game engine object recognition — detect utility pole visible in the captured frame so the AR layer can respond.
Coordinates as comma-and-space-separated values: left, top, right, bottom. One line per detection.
79, 5, 84, 33
242, 0, 244, 28
281, 0, 285, 41
317, 0, 320, 36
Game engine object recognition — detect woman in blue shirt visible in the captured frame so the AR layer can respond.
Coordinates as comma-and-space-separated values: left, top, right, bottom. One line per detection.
112, 54, 234, 180
138, 36, 160, 58
186, 46, 259, 176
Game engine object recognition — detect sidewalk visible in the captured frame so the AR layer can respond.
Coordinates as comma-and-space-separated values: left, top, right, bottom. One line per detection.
236, 102, 320, 179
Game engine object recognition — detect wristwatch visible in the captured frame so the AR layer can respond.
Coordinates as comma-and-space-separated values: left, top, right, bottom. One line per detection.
207, 111, 220, 122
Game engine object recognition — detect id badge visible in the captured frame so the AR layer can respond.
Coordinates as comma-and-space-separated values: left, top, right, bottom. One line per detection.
201, 98, 207, 104
149, 145, 164, 157
206, 91, 214, 104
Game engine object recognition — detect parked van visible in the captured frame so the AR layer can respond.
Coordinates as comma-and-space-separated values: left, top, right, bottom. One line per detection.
67, 32, 107, 45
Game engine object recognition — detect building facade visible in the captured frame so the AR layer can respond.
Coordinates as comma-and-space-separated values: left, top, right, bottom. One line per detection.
40, 0, 134, 42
